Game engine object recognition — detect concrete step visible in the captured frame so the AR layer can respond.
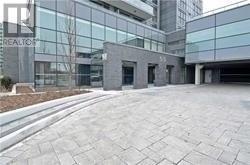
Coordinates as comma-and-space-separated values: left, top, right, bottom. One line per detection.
0, 95, 106, 138
0, 92, 116, 152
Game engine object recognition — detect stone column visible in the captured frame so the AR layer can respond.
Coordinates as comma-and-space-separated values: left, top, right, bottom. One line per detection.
195, 64, 204, 85
134, 62, 148, 89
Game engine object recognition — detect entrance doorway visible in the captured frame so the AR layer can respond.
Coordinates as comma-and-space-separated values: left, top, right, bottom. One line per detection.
166, 65, 173, 84
122, 67, 134, 85
148, 65, 155, 84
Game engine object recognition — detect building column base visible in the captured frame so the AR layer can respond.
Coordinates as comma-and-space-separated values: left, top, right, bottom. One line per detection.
195, 64, 204, 85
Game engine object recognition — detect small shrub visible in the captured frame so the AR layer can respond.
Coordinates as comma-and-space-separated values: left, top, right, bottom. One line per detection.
0, 76, 12, 90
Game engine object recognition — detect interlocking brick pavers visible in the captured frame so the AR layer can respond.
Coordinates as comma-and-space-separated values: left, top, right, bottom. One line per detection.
1, 85, 250, 165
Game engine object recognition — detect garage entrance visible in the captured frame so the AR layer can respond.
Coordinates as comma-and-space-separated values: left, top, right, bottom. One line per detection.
220, 64, 250, 83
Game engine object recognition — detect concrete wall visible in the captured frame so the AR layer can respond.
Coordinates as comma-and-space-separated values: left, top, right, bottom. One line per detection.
103, 42, 184, 90
159, 0, 177, 33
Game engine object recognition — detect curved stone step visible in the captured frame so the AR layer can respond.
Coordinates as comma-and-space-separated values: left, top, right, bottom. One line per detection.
0, 94, 116, 152
0, 95, 106, 138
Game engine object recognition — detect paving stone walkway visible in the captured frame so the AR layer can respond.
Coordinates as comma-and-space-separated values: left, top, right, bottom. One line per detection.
1, 85, 250, 165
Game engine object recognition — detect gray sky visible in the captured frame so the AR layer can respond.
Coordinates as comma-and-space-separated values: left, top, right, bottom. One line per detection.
203, 0, 246, 12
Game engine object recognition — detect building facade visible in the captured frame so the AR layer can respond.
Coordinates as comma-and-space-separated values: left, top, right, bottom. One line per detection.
2, 0, 204, 90
0, 24, 3, 75
185, 2, 250, 84
160, 0, 203, 33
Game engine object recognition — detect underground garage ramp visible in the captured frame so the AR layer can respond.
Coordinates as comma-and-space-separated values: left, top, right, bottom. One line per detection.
220, 64, 250, 83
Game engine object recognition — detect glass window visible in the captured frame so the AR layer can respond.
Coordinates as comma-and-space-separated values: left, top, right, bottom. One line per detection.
216, 19, 250, 38
117, 18, 127, 31
76, 18, 91, 37
56, 0, 75, 15
92, 9, 104, 24
57, 43, 70, 55
126, 33, 136, 46
128, 22, 136, 34
57, 32, 68, 44
105, 27, 116, 42
76, 47, 92, 58
76, 3, 91, 20
152, 31, 158, 41
151, 41, 157, 51
36, 41, 56, 54
57, 74, 69, 86
186, 28, 215, 43
57, 63, 75, 74
186, 40, 215, 53
216, 33, 250, 49
36, 0, 56, 10
106, 14, 116, 28
117, 30, 127, 43
92, 39, 104, 49
136, 25, 144, 37
35, 62, 56, 74
92, 23, 104, 40
144, 39, 151, 50
36, 7, 56, 29
158, 43, 165, 52
144, 28, 151, 39
57, 13, 75, 33
35, 74, 56, 87
136, 37, 144, 48
36, 28, 56, 42
76, 36, 91, 47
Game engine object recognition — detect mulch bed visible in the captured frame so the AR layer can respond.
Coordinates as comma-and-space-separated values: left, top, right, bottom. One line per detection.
0, 90, 89, 113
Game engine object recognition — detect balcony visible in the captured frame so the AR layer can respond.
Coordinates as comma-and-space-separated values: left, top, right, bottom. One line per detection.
100, 0, 154, 20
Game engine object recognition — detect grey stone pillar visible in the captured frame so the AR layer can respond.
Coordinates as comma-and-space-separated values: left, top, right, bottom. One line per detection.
195, 64, 204, 85
134, 62, 148, 89
103, 56, 122, 91
154, 64, 167, 86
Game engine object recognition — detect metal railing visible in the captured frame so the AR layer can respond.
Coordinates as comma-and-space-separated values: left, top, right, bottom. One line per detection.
190, 0, 250, 21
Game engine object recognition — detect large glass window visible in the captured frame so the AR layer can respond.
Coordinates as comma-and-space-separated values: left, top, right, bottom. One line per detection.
36, 41, 56, 55
57, 63, 75, 74
36, 7, 56, 30
117, 30, 127, 43
158, 43, 165, 52
92, 9, 104, 25
76, 47, 92, 58
57, 32, 69, 44
57, 43, 70, 56
106, 14, 116, 28
216, 19, 250, 38
92, 39, 104, 49
76, 18, 91, 37
36, 28, 56, 42
136, 37, 144, 48
35, 62, 56, 87
92, 23, 104, 40
186, 28, 215, 43
216, 33, 250, 49
186, 40, 215, 53
144, 39, 151, 50
57, 13, 75, 33
76, 36, 91, 48
151, 41, 157, 51
105, 27, 116, 42
76, 4, 91, 20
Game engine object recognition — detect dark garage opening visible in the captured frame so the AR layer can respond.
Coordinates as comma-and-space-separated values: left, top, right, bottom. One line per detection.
220, 64, 250, 83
